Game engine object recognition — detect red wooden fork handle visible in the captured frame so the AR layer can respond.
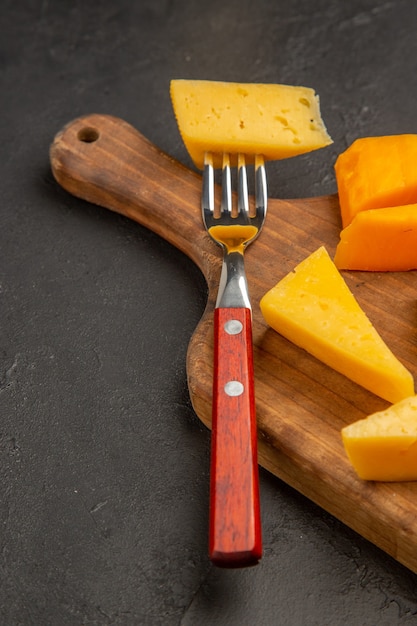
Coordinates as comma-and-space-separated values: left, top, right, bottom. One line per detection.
209, 307, 262, 567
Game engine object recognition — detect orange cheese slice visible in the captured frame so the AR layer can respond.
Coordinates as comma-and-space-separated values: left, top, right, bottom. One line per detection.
342, 395, 417, 481
334, 134, 417, 270
170, 79, 332, 169
260, 246, 414, 403
334, 203, 417, 271
335, 134, 417, 228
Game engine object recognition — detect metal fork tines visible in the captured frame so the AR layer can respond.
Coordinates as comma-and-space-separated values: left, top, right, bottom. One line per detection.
202, 152, 267, 568
203, 153, 267, 308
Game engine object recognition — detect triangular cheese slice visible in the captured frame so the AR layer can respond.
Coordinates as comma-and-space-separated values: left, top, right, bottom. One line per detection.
259, 246, 414, 403
342, 395, 417, 481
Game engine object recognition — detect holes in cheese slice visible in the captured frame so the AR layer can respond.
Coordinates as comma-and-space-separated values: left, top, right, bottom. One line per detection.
170, 79, 332, 169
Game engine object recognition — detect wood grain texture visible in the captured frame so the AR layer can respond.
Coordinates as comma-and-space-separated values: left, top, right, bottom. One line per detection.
50, 114, 417, 574
210, 307, 262, 567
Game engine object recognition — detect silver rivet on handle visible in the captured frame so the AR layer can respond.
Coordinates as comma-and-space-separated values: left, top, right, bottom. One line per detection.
224, 381, 244, 396
224, 320, 243, 335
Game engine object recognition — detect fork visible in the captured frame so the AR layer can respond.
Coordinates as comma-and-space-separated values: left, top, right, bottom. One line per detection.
202, 151, 267, 567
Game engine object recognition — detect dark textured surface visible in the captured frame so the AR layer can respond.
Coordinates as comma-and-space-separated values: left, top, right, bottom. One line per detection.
2, 1, 417, 624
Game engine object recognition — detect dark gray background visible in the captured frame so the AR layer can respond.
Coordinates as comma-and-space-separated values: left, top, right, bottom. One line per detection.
2, 1, 417, 624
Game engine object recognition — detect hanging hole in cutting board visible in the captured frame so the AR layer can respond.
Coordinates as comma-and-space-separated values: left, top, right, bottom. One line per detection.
77, 127, 100, 143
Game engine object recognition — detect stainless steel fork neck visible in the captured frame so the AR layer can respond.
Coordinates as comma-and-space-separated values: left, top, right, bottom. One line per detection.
216, 250, 251, 309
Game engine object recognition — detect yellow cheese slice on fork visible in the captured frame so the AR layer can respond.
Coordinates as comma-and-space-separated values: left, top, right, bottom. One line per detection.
170, 79, 332, 169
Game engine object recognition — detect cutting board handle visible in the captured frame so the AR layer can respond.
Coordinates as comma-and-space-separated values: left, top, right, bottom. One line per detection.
50, 113, 221, 285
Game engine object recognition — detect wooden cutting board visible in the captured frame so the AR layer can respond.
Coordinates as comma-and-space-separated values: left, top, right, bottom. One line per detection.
50, 114, 417, 574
